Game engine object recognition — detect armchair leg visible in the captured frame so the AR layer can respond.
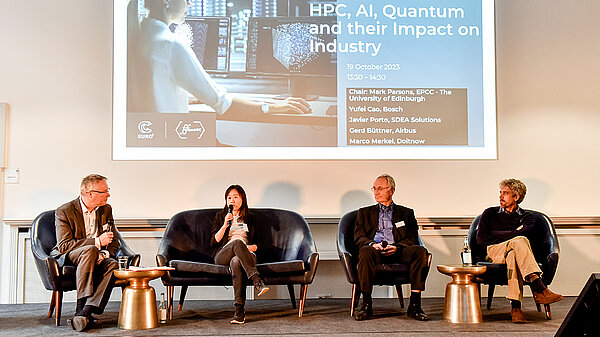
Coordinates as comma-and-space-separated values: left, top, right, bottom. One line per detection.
287, 284, 297, 309
395, 284, 405, 308
350, 284, 359, 317
487, 284, 495, 309
536, 302, 541, 312
167, 286, 174, 320
298, 284, 308, 318
48, 290, 56, 318
178, 286, 188, 311
54, 290, 63, 326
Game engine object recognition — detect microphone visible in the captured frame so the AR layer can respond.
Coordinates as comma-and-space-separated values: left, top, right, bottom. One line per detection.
227, 205, 233, 226
105, 219, 114, 233
381, 241, 388, 248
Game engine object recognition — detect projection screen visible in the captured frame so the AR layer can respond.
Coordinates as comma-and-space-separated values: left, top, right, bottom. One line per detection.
113, 0, 496, 160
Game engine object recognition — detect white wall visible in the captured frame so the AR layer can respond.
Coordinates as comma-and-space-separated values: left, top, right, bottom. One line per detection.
1, 0, 599, 301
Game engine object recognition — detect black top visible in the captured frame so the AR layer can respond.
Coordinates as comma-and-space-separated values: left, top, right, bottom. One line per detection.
476, 206, 536, 247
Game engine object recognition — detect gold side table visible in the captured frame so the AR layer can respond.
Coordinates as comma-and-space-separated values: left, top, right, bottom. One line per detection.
114, 269, 165, 330
437, 264, 487, 323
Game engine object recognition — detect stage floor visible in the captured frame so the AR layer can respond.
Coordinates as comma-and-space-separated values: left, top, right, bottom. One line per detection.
0, 297, 573, 336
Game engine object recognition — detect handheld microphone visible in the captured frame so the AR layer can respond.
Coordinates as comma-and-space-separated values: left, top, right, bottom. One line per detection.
227, 205, 233, 226
105, 219, 114, 233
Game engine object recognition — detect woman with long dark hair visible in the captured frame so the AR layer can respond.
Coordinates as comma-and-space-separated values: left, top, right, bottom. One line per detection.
211, 185, 269, 324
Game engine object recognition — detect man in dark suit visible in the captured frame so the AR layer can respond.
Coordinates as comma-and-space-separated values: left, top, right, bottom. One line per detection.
354, 174, 429, 321
51, 174, 119, 331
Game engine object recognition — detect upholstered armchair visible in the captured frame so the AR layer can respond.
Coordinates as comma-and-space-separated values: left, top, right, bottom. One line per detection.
467, 209, 560, 319
156, 208, 319, 319
30, 210, 140, 326
337, 210, 432, 316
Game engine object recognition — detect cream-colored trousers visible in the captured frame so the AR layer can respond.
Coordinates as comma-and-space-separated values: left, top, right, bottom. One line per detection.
487, 236, 542, 301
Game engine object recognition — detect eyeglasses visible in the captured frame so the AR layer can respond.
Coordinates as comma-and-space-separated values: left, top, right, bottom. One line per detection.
371, 187, 390, 192
90, 188, 110, 194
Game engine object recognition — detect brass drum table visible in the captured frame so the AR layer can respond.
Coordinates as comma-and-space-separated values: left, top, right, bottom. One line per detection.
437, 264, 487, 323
114, 269, 165, 329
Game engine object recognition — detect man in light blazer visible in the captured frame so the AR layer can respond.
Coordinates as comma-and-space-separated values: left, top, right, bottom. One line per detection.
354, 174, 429, 321
51, 174, 119, 331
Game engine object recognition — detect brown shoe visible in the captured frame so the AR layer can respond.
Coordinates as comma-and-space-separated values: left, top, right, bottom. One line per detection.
534, 288, 563, 304
511, 308, 527, 323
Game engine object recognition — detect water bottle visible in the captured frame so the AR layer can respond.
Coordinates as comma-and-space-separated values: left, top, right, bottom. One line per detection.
461, 235, 472, 266
158, 292, 167, 323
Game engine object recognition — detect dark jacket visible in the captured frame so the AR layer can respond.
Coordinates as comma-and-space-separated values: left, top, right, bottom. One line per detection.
354, 203, 420, 249
210, 210, 261, 257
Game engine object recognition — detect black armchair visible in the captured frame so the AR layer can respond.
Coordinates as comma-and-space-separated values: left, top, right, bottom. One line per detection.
467, 209, 560, 319
337, 210, 432, 316
30, 210, 141, 326
156, 208, 319, 319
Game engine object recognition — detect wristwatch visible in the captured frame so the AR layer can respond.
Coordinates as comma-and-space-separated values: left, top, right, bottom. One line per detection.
261, 103, 270, 114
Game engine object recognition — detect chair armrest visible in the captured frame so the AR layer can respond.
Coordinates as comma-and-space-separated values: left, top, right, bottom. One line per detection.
542, 252, 559, 286
303, 252, 319, 283
156, 254, 168, 267
339, 251, 358, 284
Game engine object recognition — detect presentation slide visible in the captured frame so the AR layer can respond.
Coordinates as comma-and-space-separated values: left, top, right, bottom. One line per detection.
112, 0, 496, 160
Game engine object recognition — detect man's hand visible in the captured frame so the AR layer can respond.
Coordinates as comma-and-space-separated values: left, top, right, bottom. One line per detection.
381, 244, 397, 256
96, 252, 105, 265
269, 97, 312, 114
98, 231, 114, 246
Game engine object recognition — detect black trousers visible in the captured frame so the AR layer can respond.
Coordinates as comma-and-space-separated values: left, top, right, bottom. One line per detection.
357, 245, 428, 294
214, 240, 259, 305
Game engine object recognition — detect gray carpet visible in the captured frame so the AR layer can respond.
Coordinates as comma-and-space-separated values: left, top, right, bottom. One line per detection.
0, 297, 572, 336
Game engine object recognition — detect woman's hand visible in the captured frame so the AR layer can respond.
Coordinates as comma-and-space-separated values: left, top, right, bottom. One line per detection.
269, 97, 312, 115
224, 213, 234, 227
247, 244, 257, 252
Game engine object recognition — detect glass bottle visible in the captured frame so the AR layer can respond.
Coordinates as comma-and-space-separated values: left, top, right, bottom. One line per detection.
461, 235, 472, 266
158, 292, 167, 323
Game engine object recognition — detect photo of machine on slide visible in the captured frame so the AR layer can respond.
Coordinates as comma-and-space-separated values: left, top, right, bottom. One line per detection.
125, 0, 337, 148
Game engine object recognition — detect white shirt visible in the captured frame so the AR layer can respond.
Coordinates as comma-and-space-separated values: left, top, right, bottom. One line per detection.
128, 18, 233, 114
80, 198, 102, 250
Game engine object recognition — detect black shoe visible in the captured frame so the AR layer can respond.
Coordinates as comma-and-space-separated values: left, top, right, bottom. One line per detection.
354, 301, 373, 321
67, 315, 89, 332
231, 306, 245, 324
253, 277, 269, 297
407, 304, 429, 321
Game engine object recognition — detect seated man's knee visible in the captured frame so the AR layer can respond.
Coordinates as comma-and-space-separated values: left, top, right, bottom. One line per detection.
510, 236, 530, 246
358, 245, 377, 257
81, 245, 100, 258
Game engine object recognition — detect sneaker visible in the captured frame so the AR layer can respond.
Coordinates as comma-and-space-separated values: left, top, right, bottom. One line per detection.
533, 288, 563, 305
253, 277, 269, 297
511, 308, 527, 323
67, 315, 89, 331
231, 306, 245, 324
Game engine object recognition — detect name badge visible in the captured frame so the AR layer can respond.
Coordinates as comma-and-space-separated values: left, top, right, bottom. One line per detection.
395, 221, 405, 228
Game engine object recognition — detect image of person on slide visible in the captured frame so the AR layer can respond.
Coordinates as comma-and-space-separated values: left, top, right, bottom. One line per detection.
126, 0, 311, 116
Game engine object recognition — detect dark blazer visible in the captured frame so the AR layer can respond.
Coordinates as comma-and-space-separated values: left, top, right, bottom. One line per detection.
51, 197, 119, 266
354, 203, 420, 249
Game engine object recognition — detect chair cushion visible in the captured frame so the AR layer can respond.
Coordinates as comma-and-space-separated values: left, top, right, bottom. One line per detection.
170, 260, 231, 275
62, 266, 77, 276
257, 260, 307, 275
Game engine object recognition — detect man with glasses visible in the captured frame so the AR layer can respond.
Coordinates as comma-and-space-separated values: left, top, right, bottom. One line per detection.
354, 174, 429, 321
51, 174, 119, 331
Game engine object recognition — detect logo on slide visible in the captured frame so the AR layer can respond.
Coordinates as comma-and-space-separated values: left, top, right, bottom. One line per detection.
138, 121, 152, 133
176, 121, 205, 140
137, 121, 154, 139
